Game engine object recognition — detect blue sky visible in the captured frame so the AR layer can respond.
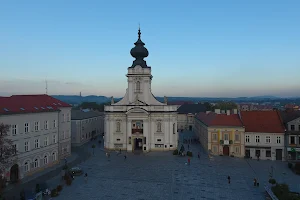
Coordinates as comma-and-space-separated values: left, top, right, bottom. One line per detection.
0, 0, 299, 97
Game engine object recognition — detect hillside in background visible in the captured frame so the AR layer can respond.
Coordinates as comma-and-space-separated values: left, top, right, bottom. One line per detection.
52, 95, 300, 105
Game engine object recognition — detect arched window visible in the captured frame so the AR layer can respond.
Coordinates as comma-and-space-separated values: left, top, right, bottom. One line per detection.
157, 122, 161, 132
44, 155, 48, 165
34, 158, 39, 168
24, 162, 29, 172
173, 123, 176, 134
52, 152, 57, 161
136, 81, 140, 91
116, 122, 121, 132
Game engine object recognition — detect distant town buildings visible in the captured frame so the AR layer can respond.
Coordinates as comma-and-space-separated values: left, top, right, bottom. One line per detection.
237, 103, 273, 111
285, 104, 300, 111
0, 95, 71, 182
71, 109, 104, 146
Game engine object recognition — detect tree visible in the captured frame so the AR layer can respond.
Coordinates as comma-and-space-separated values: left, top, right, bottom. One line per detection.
213, 101, 237, 111
203, 102, 213, 111
0, 123, 16, 193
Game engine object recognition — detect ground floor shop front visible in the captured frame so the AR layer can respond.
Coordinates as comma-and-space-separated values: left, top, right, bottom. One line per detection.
245, 146, 284, 161
287, 147, 300, 161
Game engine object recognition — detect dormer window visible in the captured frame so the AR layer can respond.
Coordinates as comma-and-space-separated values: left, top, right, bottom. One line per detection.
291, 125, 295, 131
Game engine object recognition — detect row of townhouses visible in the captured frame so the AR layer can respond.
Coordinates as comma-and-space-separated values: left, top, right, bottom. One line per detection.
71, 109, 104, 146
0, 95, 105, 183
0, 95, 72, 183
193, 109, 300, 161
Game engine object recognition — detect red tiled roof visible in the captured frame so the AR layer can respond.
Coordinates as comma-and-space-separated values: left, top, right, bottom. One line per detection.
195, 112, 243, 127
0, 94, 71, 115
240, 111, 285, 133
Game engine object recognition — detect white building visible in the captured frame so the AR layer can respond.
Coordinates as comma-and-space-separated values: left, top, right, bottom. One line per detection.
0, 95, 71, 182
71, 109, 104, 146
241, 111, 285, 161
104, 29, 178, 152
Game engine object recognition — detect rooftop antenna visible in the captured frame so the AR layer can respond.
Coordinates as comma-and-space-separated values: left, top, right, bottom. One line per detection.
45, 79, 48, 95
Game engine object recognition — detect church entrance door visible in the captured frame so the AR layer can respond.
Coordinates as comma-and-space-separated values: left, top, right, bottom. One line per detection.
134, 138, 143, 151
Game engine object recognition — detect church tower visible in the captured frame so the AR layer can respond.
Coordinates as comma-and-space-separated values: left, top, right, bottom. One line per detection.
114, 28, 164, 105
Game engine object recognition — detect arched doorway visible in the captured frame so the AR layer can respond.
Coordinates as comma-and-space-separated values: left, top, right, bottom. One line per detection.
10, 164, 19, 183
134, 138, 143, 151
223, 146, 229, 156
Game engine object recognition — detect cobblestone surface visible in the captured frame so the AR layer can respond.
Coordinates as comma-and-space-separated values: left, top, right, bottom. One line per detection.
46, 131, 298, 200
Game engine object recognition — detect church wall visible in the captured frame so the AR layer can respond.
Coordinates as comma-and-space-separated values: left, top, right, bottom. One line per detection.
104, 110, 178, 152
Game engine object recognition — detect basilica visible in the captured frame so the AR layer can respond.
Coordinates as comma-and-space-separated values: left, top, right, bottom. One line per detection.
104, 29, 178, 152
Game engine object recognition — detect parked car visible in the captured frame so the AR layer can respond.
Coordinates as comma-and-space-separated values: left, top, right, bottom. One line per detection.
69, 167, 83, 176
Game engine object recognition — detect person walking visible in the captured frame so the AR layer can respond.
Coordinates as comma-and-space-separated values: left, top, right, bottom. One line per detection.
188, 157, 191, 165
84, 173, 88, 183
124, 155, 127, 160
188, 144, 190, 150
198, 152, 200, 159
227, 176, 231, 184
253, 178, 257, 186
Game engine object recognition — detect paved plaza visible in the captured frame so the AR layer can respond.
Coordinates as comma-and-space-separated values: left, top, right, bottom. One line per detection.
45, 132, 299, 200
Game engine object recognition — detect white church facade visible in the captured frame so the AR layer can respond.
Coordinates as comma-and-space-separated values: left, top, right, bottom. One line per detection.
104, 29, 178, 152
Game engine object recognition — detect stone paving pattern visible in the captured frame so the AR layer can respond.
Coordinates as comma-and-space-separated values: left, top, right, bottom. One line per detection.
18, 131, 299, 200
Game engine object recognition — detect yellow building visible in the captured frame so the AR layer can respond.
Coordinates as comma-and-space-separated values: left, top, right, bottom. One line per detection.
194, 109, 245, 157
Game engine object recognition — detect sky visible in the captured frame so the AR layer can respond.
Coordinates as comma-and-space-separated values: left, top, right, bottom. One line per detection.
0, 0, 300, 98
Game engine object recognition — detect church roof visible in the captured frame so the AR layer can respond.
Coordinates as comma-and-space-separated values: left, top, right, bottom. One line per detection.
177, 104, 207, 114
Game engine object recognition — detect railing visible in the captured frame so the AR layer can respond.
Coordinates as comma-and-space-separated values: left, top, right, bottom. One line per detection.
132, 129, 143, 134
264, 185, 279, 200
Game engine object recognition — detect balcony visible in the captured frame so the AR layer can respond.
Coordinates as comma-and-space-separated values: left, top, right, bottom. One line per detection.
132, 129, 143, 134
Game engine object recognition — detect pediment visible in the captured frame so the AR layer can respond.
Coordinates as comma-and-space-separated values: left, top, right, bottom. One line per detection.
126, 107, 149, 115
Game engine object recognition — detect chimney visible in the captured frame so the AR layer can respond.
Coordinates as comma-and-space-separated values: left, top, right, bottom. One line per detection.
233, 109, 238, 114
214, 109, 220, 114
226, 110, 230, 115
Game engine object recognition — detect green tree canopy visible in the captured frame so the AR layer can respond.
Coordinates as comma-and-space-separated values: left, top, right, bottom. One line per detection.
213, 101, 237, 111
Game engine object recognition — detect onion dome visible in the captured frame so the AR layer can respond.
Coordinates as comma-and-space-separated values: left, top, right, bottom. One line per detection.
130, 28, 149, 68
